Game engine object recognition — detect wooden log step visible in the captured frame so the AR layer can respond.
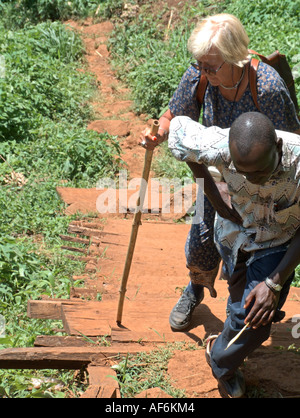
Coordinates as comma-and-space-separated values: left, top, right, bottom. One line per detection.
34, 335, 100, 347
80, 365, 120, 398
61, 245, 87, 254
64, 254, 98, 263
0, 347, 107, 369
111, 327, 184, 343
70, 221, 105, 230
33, 335, 155, 355
0, 345, 149, 370
68, 224, 103, 237
0, 344, 155, 370
60, 299, 182, 338
27, 299, 87, 320
59, 235, 91, 245
68, 224, 121, 238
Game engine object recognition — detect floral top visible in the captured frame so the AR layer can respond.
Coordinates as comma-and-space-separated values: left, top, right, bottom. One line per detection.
169, 116, 300, 275
169, 62, 300, 132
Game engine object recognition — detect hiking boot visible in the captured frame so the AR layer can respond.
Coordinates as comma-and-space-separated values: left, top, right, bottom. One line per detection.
169, 288, 204, 331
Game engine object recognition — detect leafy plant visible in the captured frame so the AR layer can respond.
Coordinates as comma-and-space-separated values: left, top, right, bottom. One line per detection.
0, 0, 101, 29
0, 6, 124, 398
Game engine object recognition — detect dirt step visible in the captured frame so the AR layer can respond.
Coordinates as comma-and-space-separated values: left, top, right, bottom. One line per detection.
87, 120, 131, 137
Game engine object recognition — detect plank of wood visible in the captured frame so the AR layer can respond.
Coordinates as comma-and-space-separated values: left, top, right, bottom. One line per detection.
27, 299, 86, 320
111, 327, 184, 343
60, 299, 178, 337
34, 335, 99, 347
83, 365, 120, 398
61, 245, 87, 254
0, 347, 105, 369
68, 224, 120, 238
59, 234, 91, 245
0, 345, 151, 370
87, 365, 119, 387
68, 225, 103, 238
64, 254, 98, 263
61, 308, 112, 337
80, 386, 100, 398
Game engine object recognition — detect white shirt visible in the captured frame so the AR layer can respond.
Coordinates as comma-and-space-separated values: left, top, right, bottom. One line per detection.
169, 116, 300, 275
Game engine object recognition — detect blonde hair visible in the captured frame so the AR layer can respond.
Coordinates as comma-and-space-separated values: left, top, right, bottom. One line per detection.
188, 14, 250, 67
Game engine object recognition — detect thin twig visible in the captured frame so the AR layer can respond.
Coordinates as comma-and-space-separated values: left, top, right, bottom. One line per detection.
0, 153, 16, 174
225, 322, 251, 351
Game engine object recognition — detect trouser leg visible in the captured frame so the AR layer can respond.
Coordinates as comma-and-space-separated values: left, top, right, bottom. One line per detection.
185, 196, 221, 298
210, 250, 294, 380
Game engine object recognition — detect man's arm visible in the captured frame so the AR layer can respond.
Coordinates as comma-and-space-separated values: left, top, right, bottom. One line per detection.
244, 226, 300, 329
187, 162, 242, 224
268, 226, 300, 287
169, 116, 243, 223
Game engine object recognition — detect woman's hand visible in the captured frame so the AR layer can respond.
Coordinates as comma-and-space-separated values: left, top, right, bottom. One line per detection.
139, 126, 161, 150
139, 110, 173, 150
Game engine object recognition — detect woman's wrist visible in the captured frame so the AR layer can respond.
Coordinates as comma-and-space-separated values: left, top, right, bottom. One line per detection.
157, 127, 168, 143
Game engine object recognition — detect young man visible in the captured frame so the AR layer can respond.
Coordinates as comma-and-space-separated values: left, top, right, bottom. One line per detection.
169, 112, 300, 397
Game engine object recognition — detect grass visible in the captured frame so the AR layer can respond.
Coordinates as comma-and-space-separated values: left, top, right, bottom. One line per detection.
111, 342, 199, 398
0, 2, 124, 398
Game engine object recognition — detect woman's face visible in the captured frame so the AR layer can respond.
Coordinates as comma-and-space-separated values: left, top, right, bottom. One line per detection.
197, 46, 230, 86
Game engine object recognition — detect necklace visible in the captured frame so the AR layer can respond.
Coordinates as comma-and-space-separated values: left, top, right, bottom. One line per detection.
219, 65, 245, 90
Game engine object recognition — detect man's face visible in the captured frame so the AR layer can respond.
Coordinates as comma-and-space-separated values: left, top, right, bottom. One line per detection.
230, 140, 282, 185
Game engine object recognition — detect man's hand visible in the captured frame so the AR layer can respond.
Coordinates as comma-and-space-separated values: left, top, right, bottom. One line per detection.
244, 282, 280, 329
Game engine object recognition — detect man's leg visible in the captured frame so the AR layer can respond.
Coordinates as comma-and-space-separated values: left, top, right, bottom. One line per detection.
210, 250, 294, 383
169, 196, 220, 330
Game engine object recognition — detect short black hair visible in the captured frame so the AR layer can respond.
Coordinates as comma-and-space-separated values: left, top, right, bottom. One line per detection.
229, 112, 277, 157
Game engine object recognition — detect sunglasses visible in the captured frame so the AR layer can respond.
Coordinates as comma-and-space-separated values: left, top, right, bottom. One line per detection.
191, 60, 225, 75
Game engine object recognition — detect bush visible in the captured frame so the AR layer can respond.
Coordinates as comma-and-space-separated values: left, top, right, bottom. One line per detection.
0, 22, 95, 141
0, 0, 100, 28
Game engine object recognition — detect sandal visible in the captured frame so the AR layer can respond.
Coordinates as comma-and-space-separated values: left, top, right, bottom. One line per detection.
205, 334, 218, 368
205, 334, 246, 398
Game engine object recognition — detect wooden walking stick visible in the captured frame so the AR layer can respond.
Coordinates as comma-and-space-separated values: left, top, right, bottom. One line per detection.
116, 120, 160, 325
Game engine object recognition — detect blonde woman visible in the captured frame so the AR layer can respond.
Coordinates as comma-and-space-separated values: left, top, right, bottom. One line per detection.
140, 14, 300, 331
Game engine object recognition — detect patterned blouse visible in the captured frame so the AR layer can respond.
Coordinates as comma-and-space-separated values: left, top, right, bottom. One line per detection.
169, 116, 300, 275
169, 62, 300, 132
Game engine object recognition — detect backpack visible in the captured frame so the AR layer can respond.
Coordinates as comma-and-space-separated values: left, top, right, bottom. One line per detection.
249, 49, 299, 115
196, 49, 299, 116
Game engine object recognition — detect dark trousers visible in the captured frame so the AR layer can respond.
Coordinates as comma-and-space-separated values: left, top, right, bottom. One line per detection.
210, 250, 294, 380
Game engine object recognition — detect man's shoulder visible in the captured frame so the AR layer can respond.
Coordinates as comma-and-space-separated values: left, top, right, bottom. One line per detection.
276, 129, 300, 150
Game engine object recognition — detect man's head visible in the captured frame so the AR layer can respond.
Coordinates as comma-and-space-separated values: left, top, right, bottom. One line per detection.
229, 112, 282, 185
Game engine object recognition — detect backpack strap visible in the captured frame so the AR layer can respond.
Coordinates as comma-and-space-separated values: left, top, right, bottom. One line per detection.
248, 49, 269, 63
249, 57, 260, 111
196, 74, 208, 105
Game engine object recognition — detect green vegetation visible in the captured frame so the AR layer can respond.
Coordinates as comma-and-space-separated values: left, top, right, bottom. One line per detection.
0, 1, 124, 397
112, 343, 197, 398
